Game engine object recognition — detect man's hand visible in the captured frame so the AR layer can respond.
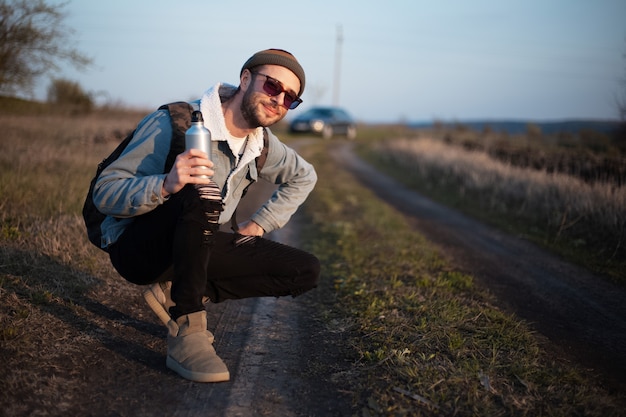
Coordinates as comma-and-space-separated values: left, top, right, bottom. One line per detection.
237, 220, 265, 237
162, 149, 214, 197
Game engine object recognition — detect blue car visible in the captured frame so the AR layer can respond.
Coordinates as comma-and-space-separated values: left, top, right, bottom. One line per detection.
289, 106, 357, 140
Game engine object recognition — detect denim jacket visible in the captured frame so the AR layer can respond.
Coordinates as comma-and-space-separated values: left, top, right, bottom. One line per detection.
93, 83, 317, 249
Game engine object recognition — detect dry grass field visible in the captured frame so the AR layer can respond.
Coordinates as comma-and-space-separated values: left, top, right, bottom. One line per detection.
357, 127, 626, 283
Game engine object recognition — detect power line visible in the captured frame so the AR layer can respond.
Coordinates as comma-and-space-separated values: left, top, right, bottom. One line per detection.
332, 25, 343, 106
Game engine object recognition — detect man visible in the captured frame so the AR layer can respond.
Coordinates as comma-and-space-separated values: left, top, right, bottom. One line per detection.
92, 49, 320, 383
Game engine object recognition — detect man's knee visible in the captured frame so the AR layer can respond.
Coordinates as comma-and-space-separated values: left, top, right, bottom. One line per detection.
294, 253, 320, 296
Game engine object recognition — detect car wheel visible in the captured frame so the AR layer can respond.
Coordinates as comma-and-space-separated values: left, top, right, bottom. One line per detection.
322, 125, 333, 140
346, 126, 357, 140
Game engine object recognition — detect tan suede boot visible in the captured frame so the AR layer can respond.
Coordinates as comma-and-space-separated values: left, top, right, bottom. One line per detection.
166, 311, 229, 382
144, 282, 214, 343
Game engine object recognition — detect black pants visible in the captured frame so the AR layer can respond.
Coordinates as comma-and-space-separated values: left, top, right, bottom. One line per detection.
108, 184, 320, 320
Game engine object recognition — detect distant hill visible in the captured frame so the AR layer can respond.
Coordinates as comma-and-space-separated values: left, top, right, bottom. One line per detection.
410, 120, 623, 135
0, 95, 51, 114
0, 95, 149, 116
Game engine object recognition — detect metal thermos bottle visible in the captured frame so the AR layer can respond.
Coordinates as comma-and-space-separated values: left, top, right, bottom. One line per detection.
185, 111, 212, 178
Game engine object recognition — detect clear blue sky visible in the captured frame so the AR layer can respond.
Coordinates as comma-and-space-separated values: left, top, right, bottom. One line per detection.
41, 0, 626, 123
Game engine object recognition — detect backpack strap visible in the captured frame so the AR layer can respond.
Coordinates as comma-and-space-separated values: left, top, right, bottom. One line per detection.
231, 128, 269, 232
160, 101, 194, 172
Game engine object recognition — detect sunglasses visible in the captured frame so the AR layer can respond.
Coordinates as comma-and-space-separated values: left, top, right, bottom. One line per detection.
252, 72, 303, 110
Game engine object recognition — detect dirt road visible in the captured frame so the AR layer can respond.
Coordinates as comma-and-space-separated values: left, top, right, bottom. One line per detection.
332, 141, 626, 392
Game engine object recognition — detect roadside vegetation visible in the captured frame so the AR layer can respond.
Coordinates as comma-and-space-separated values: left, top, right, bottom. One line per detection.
352, 124, 626, 284
1, 105, 624, 415
298, 138, 625, 416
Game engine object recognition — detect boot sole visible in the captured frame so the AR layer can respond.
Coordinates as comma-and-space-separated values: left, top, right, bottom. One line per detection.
143, 286, 171, 327
166, 356, 230, 383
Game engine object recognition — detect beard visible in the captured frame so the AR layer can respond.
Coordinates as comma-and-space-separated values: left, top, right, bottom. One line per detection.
240, 88, 282, 128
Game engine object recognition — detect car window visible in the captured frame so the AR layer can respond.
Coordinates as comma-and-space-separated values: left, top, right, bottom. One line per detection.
312, 109, 333, 117
334, 109, 349, 120
297, 107, 353, 121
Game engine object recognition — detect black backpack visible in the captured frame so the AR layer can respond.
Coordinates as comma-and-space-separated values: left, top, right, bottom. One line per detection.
82, 101, 268, 251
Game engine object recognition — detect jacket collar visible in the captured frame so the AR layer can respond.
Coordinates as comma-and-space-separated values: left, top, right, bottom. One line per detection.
199, 83, 264, 163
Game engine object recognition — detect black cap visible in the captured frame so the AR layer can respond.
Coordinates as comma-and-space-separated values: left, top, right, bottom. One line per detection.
240, 49, 305, 96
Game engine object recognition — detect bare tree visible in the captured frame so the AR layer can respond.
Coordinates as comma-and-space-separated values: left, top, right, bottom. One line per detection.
0, 0, 91, 95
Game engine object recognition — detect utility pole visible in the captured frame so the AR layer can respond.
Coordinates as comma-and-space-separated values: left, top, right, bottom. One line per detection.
332, 25, 343, 106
